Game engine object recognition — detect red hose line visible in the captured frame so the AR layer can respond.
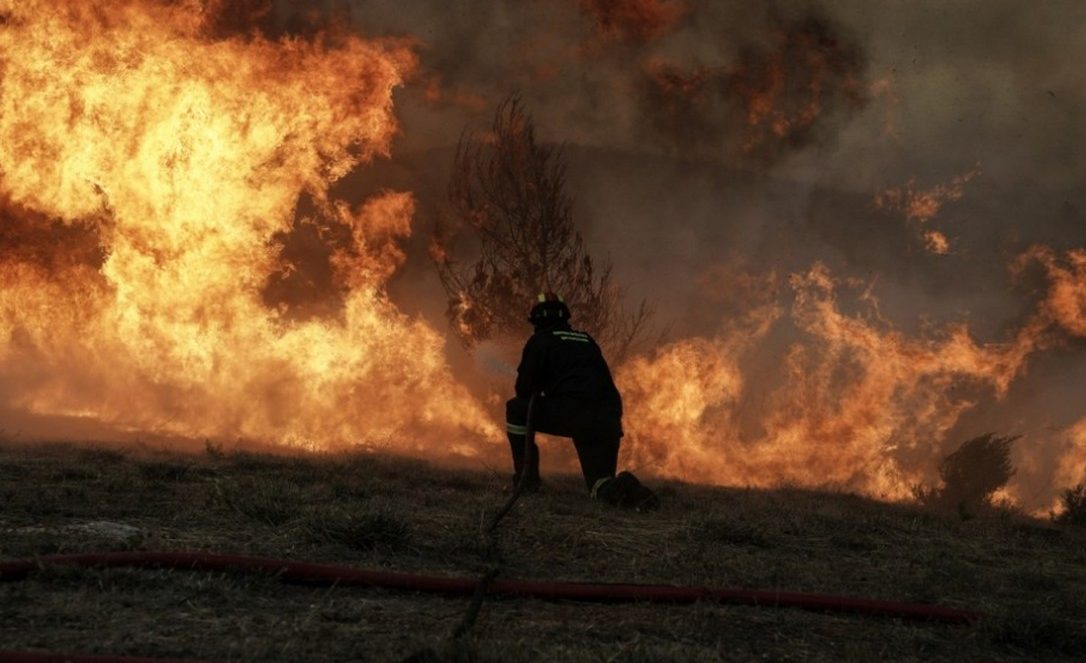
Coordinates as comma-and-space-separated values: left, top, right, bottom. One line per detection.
0, 551, 982, 624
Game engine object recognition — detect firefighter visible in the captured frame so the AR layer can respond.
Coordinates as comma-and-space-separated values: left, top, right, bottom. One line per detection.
505, 292, 659, 511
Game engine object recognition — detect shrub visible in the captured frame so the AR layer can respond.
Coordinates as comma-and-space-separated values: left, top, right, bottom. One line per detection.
1056, 482, 1086, 527
918, 433, 1018, 516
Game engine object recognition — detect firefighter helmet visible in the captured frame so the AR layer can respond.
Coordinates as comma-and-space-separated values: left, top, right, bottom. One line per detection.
528, 292, 570, 326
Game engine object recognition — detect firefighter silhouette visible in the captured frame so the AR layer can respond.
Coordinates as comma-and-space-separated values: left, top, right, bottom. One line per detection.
505, 293, 658, 511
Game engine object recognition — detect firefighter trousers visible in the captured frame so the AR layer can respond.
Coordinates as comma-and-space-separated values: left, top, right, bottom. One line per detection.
505, 396, 621, 490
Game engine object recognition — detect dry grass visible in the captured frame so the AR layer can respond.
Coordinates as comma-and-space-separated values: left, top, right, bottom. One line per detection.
2, 441, 1085, 662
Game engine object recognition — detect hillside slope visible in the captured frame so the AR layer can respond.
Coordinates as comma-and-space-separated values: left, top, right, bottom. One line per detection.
1, 442, 1084, 662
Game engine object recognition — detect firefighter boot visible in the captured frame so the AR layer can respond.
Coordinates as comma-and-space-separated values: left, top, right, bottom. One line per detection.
591, 471, 659, 512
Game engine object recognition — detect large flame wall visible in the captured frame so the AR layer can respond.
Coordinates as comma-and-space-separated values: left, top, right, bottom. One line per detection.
0, 0, 495, 453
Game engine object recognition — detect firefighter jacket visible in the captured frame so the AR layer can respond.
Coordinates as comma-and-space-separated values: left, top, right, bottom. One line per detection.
514, 322, 623, 435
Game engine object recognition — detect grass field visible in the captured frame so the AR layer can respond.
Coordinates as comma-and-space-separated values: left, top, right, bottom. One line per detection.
1, 441, 1084, 662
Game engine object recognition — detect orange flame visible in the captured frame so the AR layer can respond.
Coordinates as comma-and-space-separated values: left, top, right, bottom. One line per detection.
875, 169, 979, 223
0, 0, 496, 452
875, 169, 979, 254
1055, 418, 1086, 495
924, 230, 951, 255
619, 264, 1037, 498
1020, 246, 1086, 338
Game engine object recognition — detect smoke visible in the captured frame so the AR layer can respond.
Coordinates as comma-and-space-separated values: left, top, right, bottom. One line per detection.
577, 0, 688, 44
641, 13, 867, 162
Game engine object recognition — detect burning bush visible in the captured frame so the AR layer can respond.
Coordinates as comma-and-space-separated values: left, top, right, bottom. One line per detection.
915, 433, 1018, 516
433, 94, 651, 360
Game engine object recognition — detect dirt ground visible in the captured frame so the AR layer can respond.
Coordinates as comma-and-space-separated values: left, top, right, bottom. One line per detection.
1, 441, 1084, 662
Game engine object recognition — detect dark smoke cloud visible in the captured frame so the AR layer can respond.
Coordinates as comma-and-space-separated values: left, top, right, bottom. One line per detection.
320, 4, 1084, 331
640, 13, 867, 163
337, 1, 877, 163
577, 0, 687, 44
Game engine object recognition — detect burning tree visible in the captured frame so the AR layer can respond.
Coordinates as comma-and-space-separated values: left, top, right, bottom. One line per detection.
434, 95, 651, 360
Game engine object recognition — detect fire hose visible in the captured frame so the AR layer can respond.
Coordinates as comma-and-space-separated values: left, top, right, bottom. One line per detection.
0, 550, 982, 625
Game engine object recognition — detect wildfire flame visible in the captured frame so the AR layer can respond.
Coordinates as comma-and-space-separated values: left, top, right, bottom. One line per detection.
1054, 418, 1086, 502
1021, 246, 1086, 338
0, 0, 496, 452
875, 169, 979, 254
618, 264, 1039, 498
924, 230, 951, 255
875, 170, 979, 224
